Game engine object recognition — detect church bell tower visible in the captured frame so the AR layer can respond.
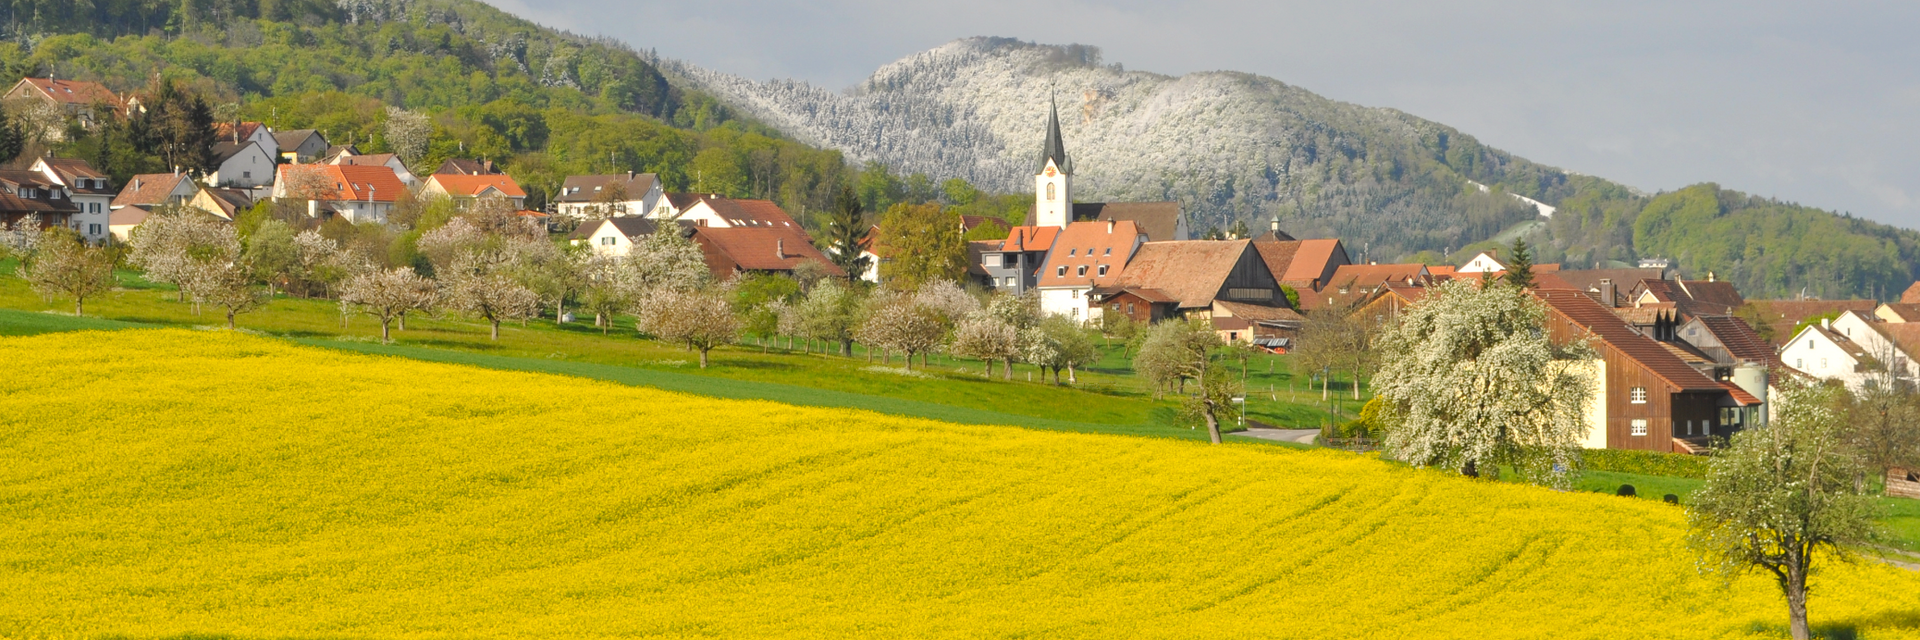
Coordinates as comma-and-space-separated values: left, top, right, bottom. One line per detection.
1034, 96, 1073, 229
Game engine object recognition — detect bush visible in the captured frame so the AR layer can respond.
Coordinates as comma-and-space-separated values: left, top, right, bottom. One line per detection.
1581, 448, 1711, 479
1338, 397, 1387, 439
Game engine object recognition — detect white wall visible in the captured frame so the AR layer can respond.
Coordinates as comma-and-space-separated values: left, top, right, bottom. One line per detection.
71, 194, 110, 242
1781, 325, 1869, 390
1038, 287, 1091, 320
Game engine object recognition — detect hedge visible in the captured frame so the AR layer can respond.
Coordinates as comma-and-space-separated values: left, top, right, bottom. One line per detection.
1581, 448, 1711, 479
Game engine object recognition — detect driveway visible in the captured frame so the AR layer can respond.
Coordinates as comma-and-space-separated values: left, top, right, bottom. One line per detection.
1235, 427, 1320, 445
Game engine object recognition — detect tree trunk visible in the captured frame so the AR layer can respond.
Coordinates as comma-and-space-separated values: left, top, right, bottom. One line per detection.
1353, 368, 1361, 400
1203, 402, 1222, 444
75, 298, 83, 316
381, 317, 392, 343
1462, 459, 1479, 478
1068, 363, 1077, 383
1003, 358, 1012, 380
698, 347, 710, 369
398, 312, 407, 332
984, 359, 992, 376
490, 319, 500, 340
226, 309, 236, 330
903, 351, 913, 370
1786, 546, 1811, 640
841, 339, 852, 357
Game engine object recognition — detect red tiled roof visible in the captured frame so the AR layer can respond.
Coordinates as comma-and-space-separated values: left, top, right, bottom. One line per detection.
1903, 282, 1920, 305
1002, 225, 1060, 253
1720, 382, 1762, 406
1036, 220, 1142, 289
1327, 263, 1428, 290
1880, 303, 1920, 322
1679, 280, 1744, 310
556, 173, 659, 203
1535, 289, 1724, 392
1868, 322, 1920, 361
1113, 240, 1262, 309
112, 173, 191, 208
17, 77, 119, 106
429, 174, 526, 198
691, 225, 843, 277
701, 197, 803, 231
1252, 240, 1302, 287
1748, 299, 1881, 346
278, 165, 405, 202
1695, 315, 1781, 368
1282, 239, 1346, 284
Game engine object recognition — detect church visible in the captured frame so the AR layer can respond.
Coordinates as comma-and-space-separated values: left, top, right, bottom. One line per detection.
980, 99, 1189, 318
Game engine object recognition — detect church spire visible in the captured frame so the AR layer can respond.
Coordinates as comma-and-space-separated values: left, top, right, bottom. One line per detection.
1036, 95, 1072, 175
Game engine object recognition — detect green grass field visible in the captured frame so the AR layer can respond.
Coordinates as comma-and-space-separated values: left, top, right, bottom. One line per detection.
5, 328, 1918, 639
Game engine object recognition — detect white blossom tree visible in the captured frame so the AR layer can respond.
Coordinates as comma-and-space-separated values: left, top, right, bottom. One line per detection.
18, 228, 114, 316
986, 291, 1041, 378
1025, 314, 1099, 384
637, 286, 738, 368
340, 267, 438, 343
858, 289, 947, 370
128, 208, 229, 302
949, 311, 1019, 377
1687, 381, 1881, 640
1370, 278, 1593, 484
577, 254, 633, 335
440, 252, 540, 340
798, 279, 861, 357
183, 229, 267, 330
383, 106, 432, 168
0, 215, 41, 257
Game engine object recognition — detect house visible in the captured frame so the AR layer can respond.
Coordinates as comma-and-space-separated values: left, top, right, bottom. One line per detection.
1458, 250, 1507, 274
207, 140, 277, 189
423, 174, 527, 209
1873, 302, 1920, 323
978, 225, 1060, 295
1094, 239, 1289, 325
272, 164, 404, 223
1548, 268, 1667, 307
188, 188, 255, 221
1743, 299, 1881, 347
1253, 238, 1350, 300
329, 153, 418, 186
1209, 301, 1306, 344
671, 194, 805, 231
1323, 263, 1432, 297
112, 173, 198, 210
1251, 217, 1296, 243
4, 77, 125, 128
0, 169, 79, 230
30, 157, 113, 242
215, 121, 279, 158
554, 172, 667, 219
1677, 315, 1782, 371
107, 206, 151, 241
271, 129, 328, 163
1535, 289, 1750, 453
689, 225, 844, 280
964, 240, 998, 289
1828, 310, 1920, 384
1779, 315, 1881, 391
435, 158, 502, 176
569, 217, 677, 258
1034, 220, 1146, 320
1019, 99, 1189, 241
1353, 284, 1430, 324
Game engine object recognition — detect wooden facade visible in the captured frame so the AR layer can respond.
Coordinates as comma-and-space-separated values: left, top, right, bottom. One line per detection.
1098, 290, 1177, 324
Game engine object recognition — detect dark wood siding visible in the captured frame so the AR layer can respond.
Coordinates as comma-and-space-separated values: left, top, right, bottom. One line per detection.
1209, 245, 1284, 305
1100, 291, 1174, 324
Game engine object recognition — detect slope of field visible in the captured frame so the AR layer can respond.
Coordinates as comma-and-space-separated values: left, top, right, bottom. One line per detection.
2, 330, 1918, 638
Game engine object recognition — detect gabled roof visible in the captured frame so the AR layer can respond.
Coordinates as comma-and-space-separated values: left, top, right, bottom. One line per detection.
692, 225, 843, 277
1747, 299, 1881, 346
428, 174, 526, 198
272, 129, 324, 150
1866, 322, 1920, 362
112, 173, 193, 208
1327, 263, 1428, 290
1280, 238, 1348, 284
1880, 303, 1920, 323
1677, 279, 1744, 313
696, 196, 803, 231
1024, 202, 1184, 242
332, 152, 401, 168
1112, 239, 1259, 308
36, 157, 108, 183
195, 188, 255, 218
1902, 282, 1920, 304
556, 173, 660, 203
215, 121, 266, 142
211, 140, 266, 164
1694, 315, 1781, 368
1550, 268, 1664, 303
14, 77, 119, 106
1036, 220, 1141, 289
1251, 240, 1301, 286
109, 205, 150, 227
0, 169, 79, 216
665, 192, 705, 211
1535, 289, 1725, 392
278, 165, 405, 202
435, 158, 500, 175
1791, 323, 1875, 364
999, 225, 1059, 253
570, 216, 677, 241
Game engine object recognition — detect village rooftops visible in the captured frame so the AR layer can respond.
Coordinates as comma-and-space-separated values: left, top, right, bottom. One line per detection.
12, 77, 120, 107
427, 174, 526, 199
1110, 239, 1272, 309
277, 165, 405, 202
691, 225, 843, 277
1036, 220, 1143, 289
556, 173, 660, 203
1693, 315, 1782, 369
1278, 238, 1349, 287
1746, 299, 1881, 346
1536, 289, 1728, 393
34, 158, 112, 194
1325, 263, 1430, 292
1000, 225, 1060, 253
435, 158, 501, 175
680, 195, 804, 230
1024, 201, 1185, 241
112, 173, 194, 208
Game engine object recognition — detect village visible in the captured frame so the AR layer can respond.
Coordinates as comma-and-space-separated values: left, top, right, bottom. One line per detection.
5, 73, 1919, 483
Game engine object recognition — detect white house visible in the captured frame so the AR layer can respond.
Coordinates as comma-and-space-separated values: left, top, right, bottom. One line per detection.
570, 217, 674, 258
216, 121, 279, 159
1457, 250, 1506, 273
272, 164, 404, 223
331, 153, 419, 186
112, 173, 199, 210
669, 195, 803, 230
207, 140, 277, 189
31, 157, 113, 242
1035, 220, 1145, 320
554, 173, 666, 219
1780, 316, 1880, 390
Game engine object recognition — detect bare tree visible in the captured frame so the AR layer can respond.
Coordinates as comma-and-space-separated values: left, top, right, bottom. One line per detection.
340, 267, 437, 343
18, 228, 114, 315
637, 286, 738, 368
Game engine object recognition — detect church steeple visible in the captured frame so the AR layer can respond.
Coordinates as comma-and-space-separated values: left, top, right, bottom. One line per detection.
1036, 96, 1073, 175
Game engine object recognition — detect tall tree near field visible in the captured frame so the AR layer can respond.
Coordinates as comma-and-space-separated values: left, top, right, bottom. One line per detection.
383, 106, 432, 168
1688, 381, 1881, 640
18, 228, 114, 316
950, 311, 1020, 377
798, 279, 861, 356
244, 219, 301, 297
1133, 319, 1236, 443
1370, 279, 1593, 484
577, 254, 632, 335
1026, 315, 1099, 384
823, 184, 871, 284
132, 80, 218, 175
637, 286, 738, 368
340, 267, 437, 343
874, 202, 964, 290
440, 252, 541, 340
1505, 238, 1536, 290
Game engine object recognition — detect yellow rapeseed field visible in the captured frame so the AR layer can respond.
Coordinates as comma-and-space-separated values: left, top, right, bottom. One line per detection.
2, 329, 1917, 639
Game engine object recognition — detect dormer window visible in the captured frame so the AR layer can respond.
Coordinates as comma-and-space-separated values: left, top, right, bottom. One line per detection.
1097, 265, 1108, 276
1104, 248, 1111, 256
1056, 266, 1066, 277
1076, 265, 1087, 276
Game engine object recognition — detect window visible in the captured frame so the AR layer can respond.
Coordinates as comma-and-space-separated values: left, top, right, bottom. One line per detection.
1003, 277, 1014, 287
1056, 266, 1066, 277
1127, 303, 1135, 315
1002, 254, 1016, 267
1071, 306, 1079, 317
1046, 183, 1056, 201
87, 224, 100, 235
90, 203, 100, 213
1630, 419, 1648, 436
1076, 265, 1087, 276
1797, 358, 1804, 369
243, 171, 251, 179
600, 236, 616, 246
1820, 358, 1828, 369
1629, 387, 1647, 404
1068, 249, 1077, 256
1104, 248, 1111, 256
1228, 288, 1273, 301
1808, 340, 1815, 349
1097, 265, 1108, 276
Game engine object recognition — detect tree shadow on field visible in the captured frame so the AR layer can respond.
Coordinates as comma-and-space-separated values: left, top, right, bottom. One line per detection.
1743, 610, 1920, 640
709, 358, 800, 372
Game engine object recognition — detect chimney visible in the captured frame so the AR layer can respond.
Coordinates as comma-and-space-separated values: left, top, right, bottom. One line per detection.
1822, 317, 1832, 330
1106, 219, 1115, 233
1707, 271, 1717, 283
776, 238, 786, 259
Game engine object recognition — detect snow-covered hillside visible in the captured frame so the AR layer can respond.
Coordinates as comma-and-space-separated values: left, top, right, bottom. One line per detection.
659, 37, 1574, 255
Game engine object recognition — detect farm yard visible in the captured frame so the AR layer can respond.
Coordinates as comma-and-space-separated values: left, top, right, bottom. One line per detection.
1, 328, 1918, 639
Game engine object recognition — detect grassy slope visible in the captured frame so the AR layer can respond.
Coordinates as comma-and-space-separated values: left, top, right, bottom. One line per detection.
4, 328, 1918, 639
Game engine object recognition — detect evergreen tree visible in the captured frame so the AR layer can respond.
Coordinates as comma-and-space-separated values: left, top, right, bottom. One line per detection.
1505, 238, 1536, 289
133, 80, 218, 175
0, 101, 24, 165
824, 184, 870, 284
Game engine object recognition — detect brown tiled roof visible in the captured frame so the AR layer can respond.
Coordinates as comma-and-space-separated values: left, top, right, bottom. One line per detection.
112, 173, 192, 208
16, 77, 119, 106
1535, 289, 1724, 392
1252, 240, 1300, 287
1037, 220, 1142, 289
1613, 305, 1674, 326
435, 158, 499, 175
1552, 268, 1663, 304
1696, 315, 1781, 368
665, 192, 705, 211
1720, 382, 1762, 406
1025, 201, 1184, 241
429, 174, 526, 198
1214, 300, 1305, 324
272, 129, 324, 152
37, 157, 107, 182
701, 197, 804, 233
1091, 286, 1178, 304
1327, 263, 1428, 290
1679, 280, 1744, 310
196, 188, 254, 218
691, 225, 843, 277
278, 165, 406, 202
556, 173, 660, 203
333, 153, 401, 168
1635, 279, 1680, 304
1880, 303, 1920, 322
1264, 238, 1348, 288
1113, 240, 1259, 308
109, 205, 150, 227
215, 121, 265, 142
1902, 282, 1920, 304
568, 216, 680, 241
1748, 299, 1881, 346
1868, 323, 1920, 361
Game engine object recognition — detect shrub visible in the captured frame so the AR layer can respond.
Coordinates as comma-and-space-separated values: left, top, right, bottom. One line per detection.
1581, 448, 1712, 479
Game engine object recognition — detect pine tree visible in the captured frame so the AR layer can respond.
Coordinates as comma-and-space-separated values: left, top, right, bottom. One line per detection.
1505, 238, 1536, 289
824, 184, 870, 284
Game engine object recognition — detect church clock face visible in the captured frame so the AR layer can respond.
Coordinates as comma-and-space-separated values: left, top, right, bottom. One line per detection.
1045, 167, 1056, 177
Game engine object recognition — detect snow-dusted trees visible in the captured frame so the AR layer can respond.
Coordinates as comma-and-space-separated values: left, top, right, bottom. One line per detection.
1688, 381, 1881, 640
637, 285, 738, 368
1134, 319, 1236, 443
18, 228, 114, 316
340, 267, 437, 343
1370, 279, 1593, 483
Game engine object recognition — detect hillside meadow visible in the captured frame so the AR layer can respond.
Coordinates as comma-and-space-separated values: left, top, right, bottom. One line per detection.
2, 329, 1918, 638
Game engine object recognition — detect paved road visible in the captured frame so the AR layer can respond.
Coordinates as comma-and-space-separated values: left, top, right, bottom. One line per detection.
1235, 427, 1320, 445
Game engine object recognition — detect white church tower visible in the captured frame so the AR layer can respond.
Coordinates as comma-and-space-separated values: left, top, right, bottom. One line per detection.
1034, 97, 1073, 229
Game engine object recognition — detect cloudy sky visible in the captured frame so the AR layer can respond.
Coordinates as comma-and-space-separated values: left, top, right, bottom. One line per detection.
483, 0, 1920, 228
